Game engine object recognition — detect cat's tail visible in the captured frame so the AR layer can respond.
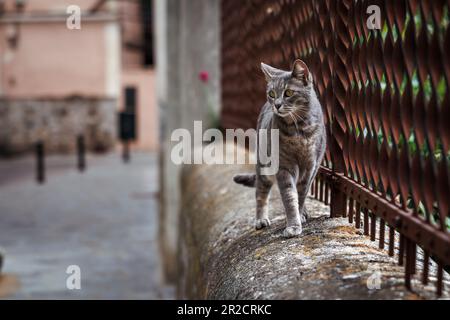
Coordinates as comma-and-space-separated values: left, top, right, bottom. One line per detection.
233, 174, 256, 188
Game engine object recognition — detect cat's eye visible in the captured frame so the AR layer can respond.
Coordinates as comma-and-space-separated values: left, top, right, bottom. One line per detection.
268, 90, 276, 98
284, 89, 294, 97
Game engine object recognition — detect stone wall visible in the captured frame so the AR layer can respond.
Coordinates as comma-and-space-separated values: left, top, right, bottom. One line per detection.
178, 145, 449, 299
0, 97, 117, 156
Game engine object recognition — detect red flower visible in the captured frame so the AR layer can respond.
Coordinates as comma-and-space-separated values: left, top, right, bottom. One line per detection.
199, 70, 209, 83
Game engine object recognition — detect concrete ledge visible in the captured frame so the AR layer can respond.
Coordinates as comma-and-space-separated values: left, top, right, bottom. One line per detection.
177, 152, 448, 299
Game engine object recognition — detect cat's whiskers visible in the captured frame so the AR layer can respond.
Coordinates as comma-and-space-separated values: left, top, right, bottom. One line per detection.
289, 113, 301, 134
275, 110, 291, 118
291, 111, 307, 123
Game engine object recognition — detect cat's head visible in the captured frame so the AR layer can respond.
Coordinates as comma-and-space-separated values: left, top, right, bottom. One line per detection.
261, 60, 313, 120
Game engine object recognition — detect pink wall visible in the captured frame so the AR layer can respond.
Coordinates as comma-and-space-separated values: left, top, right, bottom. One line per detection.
120, 0, 143, 69
0, 22, 108, 98
3, 0, 101, 12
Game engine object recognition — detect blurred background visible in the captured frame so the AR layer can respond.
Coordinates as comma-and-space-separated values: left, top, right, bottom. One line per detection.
0, 0, 220, 299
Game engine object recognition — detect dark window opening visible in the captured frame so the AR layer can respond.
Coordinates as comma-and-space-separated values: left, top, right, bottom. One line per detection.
141, 0, 154, 67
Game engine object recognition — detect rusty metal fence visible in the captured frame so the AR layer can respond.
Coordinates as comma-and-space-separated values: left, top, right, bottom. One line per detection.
221, 0, 450, 295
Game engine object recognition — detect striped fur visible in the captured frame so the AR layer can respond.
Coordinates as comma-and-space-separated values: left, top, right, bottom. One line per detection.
233, 60, 326, 238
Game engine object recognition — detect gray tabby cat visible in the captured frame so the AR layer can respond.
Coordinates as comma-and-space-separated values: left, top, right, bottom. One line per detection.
233, 60, 326, 238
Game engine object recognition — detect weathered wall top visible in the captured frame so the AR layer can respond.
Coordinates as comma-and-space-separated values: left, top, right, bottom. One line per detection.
178, 148, 449, 299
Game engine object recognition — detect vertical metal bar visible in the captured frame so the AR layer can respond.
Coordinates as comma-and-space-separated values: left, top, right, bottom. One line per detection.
319, 179, 324, 203
36, 141, 45, 184
399, 234, 405, 266
341, 186, 347, 218
437, 263, 443, 297
405, 239, 412, 290
330, 180, 347, 218
379, 219, 385, 249
329, 0, 348, 218
348, 198, 354, 224
388, 227, 395, 256
422, 251, 429, 285
355, 202, 361, 229
370, 211, 376, 241
363, 208, 369, 236
411, 243, 416, 275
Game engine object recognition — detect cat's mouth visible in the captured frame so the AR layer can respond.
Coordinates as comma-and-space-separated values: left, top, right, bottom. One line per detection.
272, 106, 291, 118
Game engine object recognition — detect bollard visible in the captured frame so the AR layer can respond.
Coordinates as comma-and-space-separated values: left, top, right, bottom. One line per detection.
36, 141, 45, 184
77, 135, 86, 172
123, 139, 130, 163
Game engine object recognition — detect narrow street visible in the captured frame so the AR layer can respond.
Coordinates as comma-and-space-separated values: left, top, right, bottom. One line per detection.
0, 152, 173, 299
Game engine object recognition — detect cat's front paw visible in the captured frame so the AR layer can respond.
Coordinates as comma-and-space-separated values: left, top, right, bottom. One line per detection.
283, 225, 303, 238
255, 218, 271, 230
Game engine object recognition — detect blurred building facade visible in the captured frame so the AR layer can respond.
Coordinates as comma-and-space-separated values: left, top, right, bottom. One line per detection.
0, 0, 157, 155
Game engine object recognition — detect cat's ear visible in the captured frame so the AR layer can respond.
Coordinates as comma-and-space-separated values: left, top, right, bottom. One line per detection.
260, 62, 281, 81
292, 59, 311, 85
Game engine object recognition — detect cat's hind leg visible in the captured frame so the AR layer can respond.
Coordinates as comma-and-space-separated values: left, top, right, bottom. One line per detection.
255, 175, 273, 230
297, 164, 318, 224
300, 207, 309, 224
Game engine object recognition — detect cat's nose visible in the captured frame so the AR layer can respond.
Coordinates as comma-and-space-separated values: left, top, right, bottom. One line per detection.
274, 102, 282, 110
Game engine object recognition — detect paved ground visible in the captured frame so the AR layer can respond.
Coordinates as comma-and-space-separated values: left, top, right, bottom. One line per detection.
0, 151, 174, 299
